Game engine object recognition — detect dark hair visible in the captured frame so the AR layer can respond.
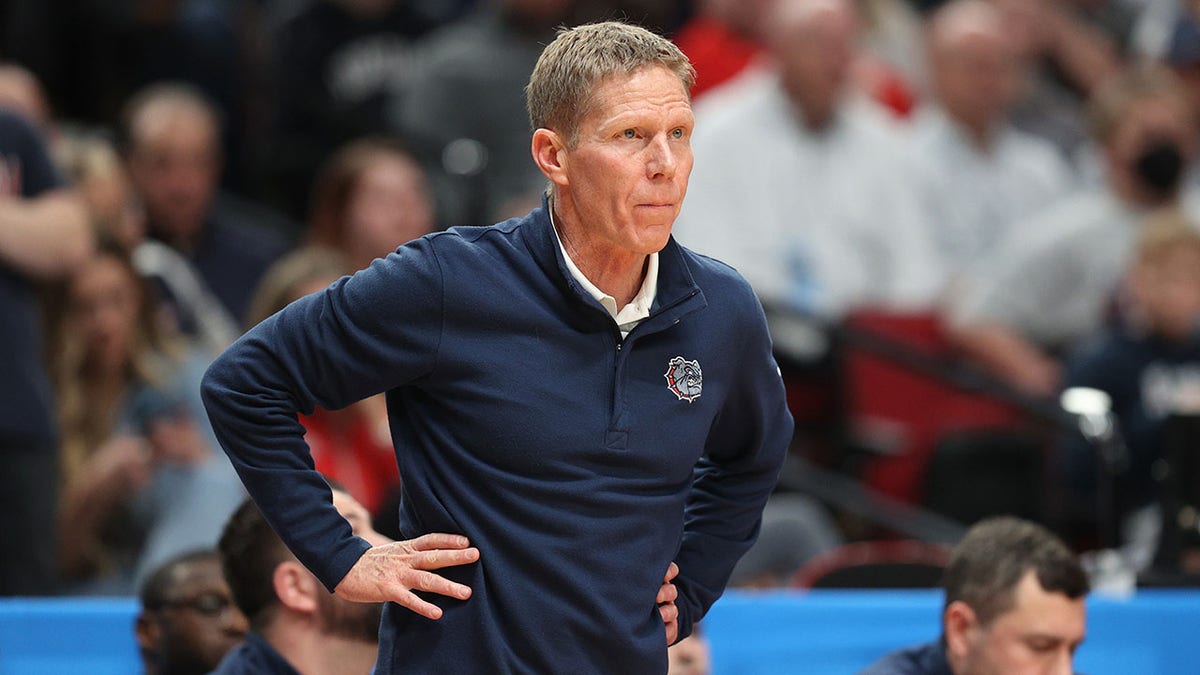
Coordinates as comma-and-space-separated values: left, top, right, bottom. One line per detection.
306, 136, 426, 250
139, 548, 220, 609
217, 498, 291, 630
943, 517, 1089, 626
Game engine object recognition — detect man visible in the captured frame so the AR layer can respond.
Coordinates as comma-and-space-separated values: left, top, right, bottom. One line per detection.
0, 108, 91, 595
202, 21, 792, 673
674, 0, 943, 319
948, 64, 1200, 397
121, 82, 290, 330
861, 516, 1089, 675
136, 549, 248, 675
913, 0, 1074, 286
211, 489, 390, 674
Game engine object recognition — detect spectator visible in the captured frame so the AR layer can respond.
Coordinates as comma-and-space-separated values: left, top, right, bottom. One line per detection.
245, 246, 400, 516
57, 128, 240, 356
268, 0, 438, 219
949, 64, 1200, 398
122, 82, 291, 330
394, 0, 575, 226
136, 549, 248, 675
0, 108, 91, 596
306, 137, 436, 272
675, 0, 944, 320
1063, 210, 1200, 554
860, 516, 1089, 675
991, 0, 1123, 161
0, 61, 53, 136
914, 0, 1075, 286
212, 489, 390, 675
47, 236, 243, 594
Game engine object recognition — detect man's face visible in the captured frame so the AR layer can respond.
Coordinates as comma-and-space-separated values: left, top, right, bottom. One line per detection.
559, 65, 694, 256
126, 106, 220, 245
141, 558, 247, 675
931, 19, 1022, 132
949, 570, 1086, 675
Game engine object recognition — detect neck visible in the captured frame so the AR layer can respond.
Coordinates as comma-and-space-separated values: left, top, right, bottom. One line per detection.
951, 112, 998, 153
552, 195, 648, 308
262, 621, 378, 675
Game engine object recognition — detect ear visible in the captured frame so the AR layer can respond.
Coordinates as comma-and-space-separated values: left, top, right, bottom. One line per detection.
134, 611, 160, 654
943, 600, 979, 661
531, 128, 569, 188
272, 561, 321, 615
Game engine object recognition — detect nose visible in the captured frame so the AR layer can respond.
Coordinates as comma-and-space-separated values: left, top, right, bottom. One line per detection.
1051, 648, 1074, 675
645, 133, 677, 180
223, 604, 249, 636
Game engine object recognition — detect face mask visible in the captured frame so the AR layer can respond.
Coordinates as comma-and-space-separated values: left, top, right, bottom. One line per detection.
1134, 141, 1185, 198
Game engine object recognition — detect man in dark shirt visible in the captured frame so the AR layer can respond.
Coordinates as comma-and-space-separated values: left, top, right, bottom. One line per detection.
121, 83, 290, 328
212, 489, 390, 675
861, 517, 1089, 675
0, 108, 91, 595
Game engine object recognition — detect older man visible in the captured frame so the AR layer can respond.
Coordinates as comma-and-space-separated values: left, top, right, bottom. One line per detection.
674, 0, 943, 319
861, 517, 1089, 675
202, 20, 792, 674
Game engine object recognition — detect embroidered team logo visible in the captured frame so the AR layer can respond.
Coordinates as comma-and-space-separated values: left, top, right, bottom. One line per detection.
664, 356, 703, 403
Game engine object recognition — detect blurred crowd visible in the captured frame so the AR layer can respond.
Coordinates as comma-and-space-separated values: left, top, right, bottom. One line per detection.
2, 0, 1200, 622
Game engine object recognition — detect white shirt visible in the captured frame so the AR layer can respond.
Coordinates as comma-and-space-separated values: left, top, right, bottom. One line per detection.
909, 107, 1076, 282
550, 207, 658, 338
951, 189, 1200, 348
675, 70, 945, 318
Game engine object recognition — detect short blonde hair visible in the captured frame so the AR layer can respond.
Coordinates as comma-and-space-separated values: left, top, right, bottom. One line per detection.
526, 21, 695, 146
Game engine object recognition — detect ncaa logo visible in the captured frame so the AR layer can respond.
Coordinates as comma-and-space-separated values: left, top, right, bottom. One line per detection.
664, 356, 702, 403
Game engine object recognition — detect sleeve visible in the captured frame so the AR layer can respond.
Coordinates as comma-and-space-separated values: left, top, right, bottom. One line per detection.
670, 290, 794, 640
2, 111, 61, 197
201, 237, 445, 590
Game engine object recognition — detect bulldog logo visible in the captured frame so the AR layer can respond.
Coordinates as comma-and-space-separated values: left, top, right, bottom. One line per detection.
664, 356, 703, 403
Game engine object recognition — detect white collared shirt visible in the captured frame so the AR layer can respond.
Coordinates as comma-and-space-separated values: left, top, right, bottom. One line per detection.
550, 207, 658, 339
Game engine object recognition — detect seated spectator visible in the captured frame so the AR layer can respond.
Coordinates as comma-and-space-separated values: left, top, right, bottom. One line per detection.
212, 488, 390, 675
306, 137, 436, 272
913, 0, 1075, 287
245, 246, 400, 517
57, 128, 240, 355
0, 107, 91, 596
47, 237, 244, 594
860, 516, 1089, 675
121, 82, 291, 330
1063, 210, 1200, 555
394, 0, 574, 226
949, 63, 1200, 398
675, 0, 944, 320
136, 549, 247, 675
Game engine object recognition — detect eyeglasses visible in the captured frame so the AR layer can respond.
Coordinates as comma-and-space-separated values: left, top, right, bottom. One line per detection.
153, 591, 236, 617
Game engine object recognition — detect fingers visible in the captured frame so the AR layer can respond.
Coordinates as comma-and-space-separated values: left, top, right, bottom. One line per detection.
405, 569, 473, 601
395, 589, 448, 621
656, 579, 678, 605
663, 562, 679, 582
410, 546, 480, 571
658, 602, 678, 625
410, 533, 474, 551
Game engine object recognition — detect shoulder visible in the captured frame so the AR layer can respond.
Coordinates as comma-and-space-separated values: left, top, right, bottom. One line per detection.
675, 242, 761, 314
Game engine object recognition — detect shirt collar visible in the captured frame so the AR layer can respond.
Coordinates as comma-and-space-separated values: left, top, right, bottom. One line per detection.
548, 201, 659, 333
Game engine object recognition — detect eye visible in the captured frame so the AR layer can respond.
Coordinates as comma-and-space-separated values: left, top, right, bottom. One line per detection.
622, 128, 637, 139
671, 128, 685, 139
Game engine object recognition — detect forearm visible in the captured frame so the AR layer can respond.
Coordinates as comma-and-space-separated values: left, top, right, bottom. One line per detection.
950, 322, 1062, 396
0, 190, 92, 279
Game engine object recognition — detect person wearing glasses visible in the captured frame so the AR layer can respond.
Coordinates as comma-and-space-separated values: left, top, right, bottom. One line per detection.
135, 549, 247, 675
